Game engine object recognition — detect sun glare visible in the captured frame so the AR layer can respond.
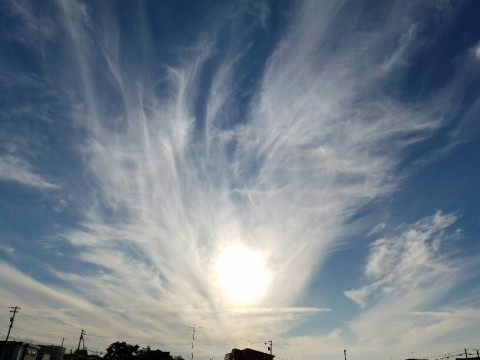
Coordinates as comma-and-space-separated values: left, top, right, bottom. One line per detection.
215, 245, 269, 305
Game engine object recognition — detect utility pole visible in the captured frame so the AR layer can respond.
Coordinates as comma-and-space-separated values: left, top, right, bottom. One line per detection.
189, 324, 198, 360
58, 338, 66, 360
77, 330, 86, 352
0, 306, 21, 360
265, 341, 272, 355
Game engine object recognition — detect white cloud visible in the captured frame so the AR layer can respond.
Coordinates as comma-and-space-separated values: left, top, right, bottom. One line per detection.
0, 244, 15, 256
280, 306, 480, 360
475, 42, 480, 60
345, 212, 458, 308
342, 212, 480, 358
2, 1, 479, 359
0, 155, 58, 189
0, 261, 137, 348
4, 0, 58, 46
46, 0, 462, 352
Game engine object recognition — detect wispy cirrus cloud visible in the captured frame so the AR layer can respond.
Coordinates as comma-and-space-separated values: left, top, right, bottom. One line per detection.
276, 213, 479, 360
48, 0, 468, 341
343, 212, 480, 357
0, 155, 57, 189
345, 211, 459, 308
43, 0, 456, 343
0, 244, 15, 256
0, 261, 167, 349
3, 0, 57, 45
1, 0, 479, 359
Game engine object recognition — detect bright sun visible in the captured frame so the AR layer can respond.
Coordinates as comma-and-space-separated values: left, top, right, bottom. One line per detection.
215, 245, 269, 305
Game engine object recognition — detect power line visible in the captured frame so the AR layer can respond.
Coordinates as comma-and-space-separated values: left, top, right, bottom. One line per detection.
424, 348, 480, 360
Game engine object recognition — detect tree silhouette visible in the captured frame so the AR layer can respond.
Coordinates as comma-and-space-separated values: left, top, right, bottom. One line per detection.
104, 342, 139, 360
103, 342, 175, 360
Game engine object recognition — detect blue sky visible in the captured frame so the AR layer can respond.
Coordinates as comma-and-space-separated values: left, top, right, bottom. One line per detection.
1, 1, 480, 359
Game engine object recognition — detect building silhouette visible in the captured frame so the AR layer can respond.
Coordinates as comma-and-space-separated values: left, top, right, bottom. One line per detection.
0, 341, 40, 360
141, 349, 173, 360
224, 348, 274, 360
36, 345, 65, 360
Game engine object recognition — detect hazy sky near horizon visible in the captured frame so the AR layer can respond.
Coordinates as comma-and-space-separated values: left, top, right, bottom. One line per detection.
1, 1, 480, 360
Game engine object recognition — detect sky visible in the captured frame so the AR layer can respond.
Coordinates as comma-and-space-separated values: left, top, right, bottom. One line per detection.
0, 1, 480, 360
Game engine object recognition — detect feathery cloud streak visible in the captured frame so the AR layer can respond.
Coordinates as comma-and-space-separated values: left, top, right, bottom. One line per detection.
51, 0, 455, 336
343, 212, 479, 358
0, 155, 57, 189
1, 1, 479, 359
